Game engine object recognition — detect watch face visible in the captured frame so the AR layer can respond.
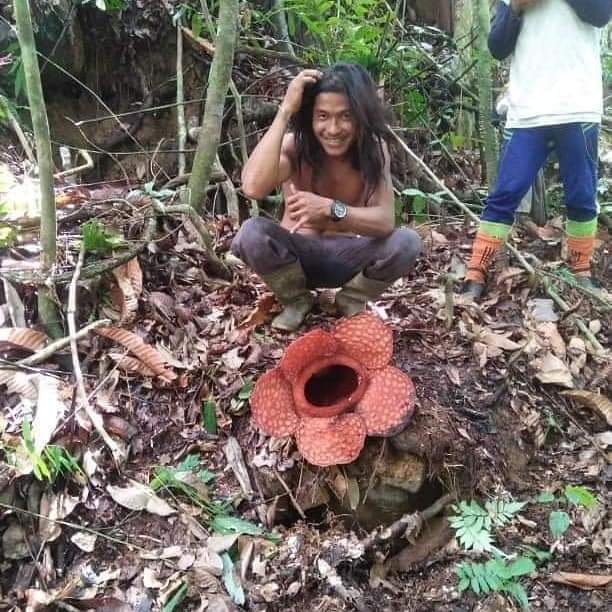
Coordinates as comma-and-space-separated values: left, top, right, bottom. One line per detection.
333, 201, 347, 220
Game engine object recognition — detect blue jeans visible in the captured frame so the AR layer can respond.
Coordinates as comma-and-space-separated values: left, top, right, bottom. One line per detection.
481, 122, 599, 225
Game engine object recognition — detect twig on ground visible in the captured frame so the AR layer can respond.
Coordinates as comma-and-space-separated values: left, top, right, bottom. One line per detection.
16, 319, 111, 367
67, 246, 124, 465
274, 469, 306, 520
361, 493, 455, 553
1, 215, 157, 285
444, 273, 456, 330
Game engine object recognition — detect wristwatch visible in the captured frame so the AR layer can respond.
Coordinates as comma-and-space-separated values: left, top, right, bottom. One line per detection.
330, 200, 348, 222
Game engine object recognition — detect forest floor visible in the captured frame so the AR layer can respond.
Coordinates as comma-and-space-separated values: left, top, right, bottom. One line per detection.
0, 177, 610, 611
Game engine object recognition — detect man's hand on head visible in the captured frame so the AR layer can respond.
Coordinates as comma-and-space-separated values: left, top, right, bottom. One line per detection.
279, 70, 323, 117
510, 0, 539, 15
286, 183, 332, 233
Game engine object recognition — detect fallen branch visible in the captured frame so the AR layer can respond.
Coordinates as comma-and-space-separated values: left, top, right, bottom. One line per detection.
361, 493, 454, 553
274, 469, 306, 520
181, 26, 305, 65
390, 130, 607, 355
0, 215, 157, 285
68, 246, 125, 465
17, 319, 111, 367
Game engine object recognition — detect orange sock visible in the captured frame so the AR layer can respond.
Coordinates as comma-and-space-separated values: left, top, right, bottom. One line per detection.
566, 235, 594, 275
466, 232, 504, 284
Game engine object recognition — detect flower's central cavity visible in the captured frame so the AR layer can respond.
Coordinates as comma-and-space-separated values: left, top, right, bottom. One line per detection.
305, 365, 359, 407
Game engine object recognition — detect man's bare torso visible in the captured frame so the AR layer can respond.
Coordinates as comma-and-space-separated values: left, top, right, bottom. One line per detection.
280, 155, 368, 235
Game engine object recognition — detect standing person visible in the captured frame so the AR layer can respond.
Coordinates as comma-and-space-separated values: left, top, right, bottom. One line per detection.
464, 0, 612, 299
232, 63, 422, 331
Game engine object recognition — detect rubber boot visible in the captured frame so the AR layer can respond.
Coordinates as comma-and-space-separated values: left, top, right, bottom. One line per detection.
261, 262, 315, 332
335, 271, 391, 317
462, 232, 504, 301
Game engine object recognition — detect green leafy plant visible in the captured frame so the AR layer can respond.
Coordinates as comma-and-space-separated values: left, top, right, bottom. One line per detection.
456, 557, 534, 610
21, 420, 83, 483
202, 399, 218, 435
449, 499, 526, 553
548, 510, 570, 539
150, 454, 222, 515
82, 220, 126, 254
540, 485, 598, 540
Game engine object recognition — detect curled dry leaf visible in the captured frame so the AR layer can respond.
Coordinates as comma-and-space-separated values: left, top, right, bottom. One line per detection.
109, 352, 156, 378
39, 491, 80, 542
96, 327, 176, 382
71, 531, 97, 552
149, 291, 175, 319
550, 571, 612, 589
0, 327, 48, 352
111, 258, 143, 323
532, 352, 574, 389
107, 481, 176, 516
239, 294, 276, 329
0, 368, 38, 400
562, 390, 612, 426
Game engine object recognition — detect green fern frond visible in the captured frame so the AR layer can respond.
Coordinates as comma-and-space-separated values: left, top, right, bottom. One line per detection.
450, 499, 526, 552
455, 557, 534, 609
485, 499, 527, 527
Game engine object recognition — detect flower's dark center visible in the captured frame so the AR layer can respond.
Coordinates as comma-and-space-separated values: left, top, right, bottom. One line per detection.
304, 364, 359, 407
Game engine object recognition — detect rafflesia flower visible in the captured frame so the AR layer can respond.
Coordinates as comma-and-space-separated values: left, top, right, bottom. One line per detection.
250, 313, 416, 467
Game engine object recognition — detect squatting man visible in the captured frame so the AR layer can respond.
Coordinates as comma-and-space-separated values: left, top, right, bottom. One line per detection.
232, 63, 422, 331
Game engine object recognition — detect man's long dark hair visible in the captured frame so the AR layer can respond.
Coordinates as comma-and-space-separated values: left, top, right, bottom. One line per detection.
292, 63, 392, 199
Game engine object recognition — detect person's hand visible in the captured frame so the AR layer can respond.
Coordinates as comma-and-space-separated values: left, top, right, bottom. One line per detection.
510, 0, 539, 14
279, 70, 323, 117
286, 183, 332, 233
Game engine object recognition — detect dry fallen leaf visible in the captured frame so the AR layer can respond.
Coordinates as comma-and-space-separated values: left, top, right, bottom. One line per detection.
0, 327, 48, 352
550, 571, 612, 589
562, 390, 612, 426
532, 352, 574, 388
39, 491, 80, 542
239, 294, 275, 329
111, 258, 143, 323
96, 327, 176, 382
107, 481, 176, 516
536, 322, 566, 357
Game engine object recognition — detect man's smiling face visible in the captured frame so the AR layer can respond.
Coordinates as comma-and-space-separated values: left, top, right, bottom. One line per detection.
312, 92, 357, 158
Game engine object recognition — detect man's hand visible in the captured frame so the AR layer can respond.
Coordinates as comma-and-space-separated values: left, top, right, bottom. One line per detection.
286, 183, 332, 233
279, 70, 323, 117
510, 0, 539, 14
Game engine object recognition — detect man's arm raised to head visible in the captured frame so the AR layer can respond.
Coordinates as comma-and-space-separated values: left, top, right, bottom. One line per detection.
564, 0, 611, 28
488, 0, 528, 61
241, 70, 322, 199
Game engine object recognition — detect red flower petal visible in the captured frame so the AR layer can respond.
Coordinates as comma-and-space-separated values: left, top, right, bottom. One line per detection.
355, 366, 416, 436
333, 312, 393, 370
296, 414, 366, 467
250, 368, 299, 437
279, 328, 338, 381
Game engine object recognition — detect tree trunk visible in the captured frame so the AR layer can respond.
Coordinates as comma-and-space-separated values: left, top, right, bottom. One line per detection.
473, 0, 497, 187
187, 0, 239, 213
14, 0, 62, 337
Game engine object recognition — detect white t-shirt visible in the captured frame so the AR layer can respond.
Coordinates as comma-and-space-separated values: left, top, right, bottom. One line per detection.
502, 0, 603, 128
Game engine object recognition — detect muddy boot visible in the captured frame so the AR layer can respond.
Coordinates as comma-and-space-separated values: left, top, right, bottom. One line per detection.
335, 272, 391, 317
262, 262, 315, 332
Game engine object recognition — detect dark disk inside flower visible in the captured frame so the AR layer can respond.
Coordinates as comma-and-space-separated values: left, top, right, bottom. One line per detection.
250, 313, 416, 467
